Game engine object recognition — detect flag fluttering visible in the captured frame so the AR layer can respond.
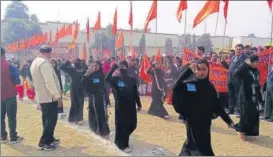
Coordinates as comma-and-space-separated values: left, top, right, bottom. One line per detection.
222, 0, 229, 22
115, 31, 124, 49
176, 0, 187, 23
268, 0, 272, 12
139, 52, 152, 83
112, 8, 118, 36
193, 1, 220, 28
155, 48, 163, 66
128, 1, 133, 30
65, 24, 73, 36
93, 12, 101, 31
68, 21, 79, 49
144, 0, 157, 32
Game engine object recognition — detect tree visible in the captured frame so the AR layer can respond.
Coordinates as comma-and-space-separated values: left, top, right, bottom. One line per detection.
2, 1, 42, 45
196, 33, 213, 53
139, 34, 146, 57
4, 1, 29, 20
165, 38, 173, 55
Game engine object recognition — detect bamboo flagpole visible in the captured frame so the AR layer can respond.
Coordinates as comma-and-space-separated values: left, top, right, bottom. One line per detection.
214, 13, 219, 36
264, 11, 273, 118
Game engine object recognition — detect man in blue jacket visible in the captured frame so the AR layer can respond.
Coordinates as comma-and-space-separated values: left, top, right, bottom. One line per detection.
264, 57, 273, 122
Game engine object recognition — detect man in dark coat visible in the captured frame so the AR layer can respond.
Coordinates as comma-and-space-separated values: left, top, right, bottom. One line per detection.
228, 44, 246, 114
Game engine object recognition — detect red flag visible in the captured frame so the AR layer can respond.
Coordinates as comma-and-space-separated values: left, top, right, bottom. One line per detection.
112, 8, 118, 36
119, 52, 125, 60
43, 32, 48, 43
193, 1, 220, 28
86, 18, 90, 41
115, 31, 124, 49
268, 0, 272, 11
139, 52, 152, 83
177, 0, 188, 23
144, 0, 157, 32
223, 0, 229, 22
65, 24, 73, 36
82, 42, 87, 61
128, 1, 133, 30
93, 12, 101, 31
55, 28, 59, 44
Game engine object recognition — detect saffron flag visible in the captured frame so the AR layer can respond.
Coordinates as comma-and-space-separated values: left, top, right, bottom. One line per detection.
144, 0, 157, 32
65, 24, 73, 36
177, 0, 187, 23
268, 0, 272, 11
68, 21, 79, 49
112, 8, 118, 36
155, 48, 162, 66
115, 31, 124, 49
82, 42, 87, 61
223, 0, 229, 22
139, 52, 152, 83
93, 12, 101, 31
193, 1, 220, 28
128, 1, 133, 30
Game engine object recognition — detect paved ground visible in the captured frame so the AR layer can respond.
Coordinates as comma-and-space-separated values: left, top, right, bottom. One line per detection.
1, 95, 273, 156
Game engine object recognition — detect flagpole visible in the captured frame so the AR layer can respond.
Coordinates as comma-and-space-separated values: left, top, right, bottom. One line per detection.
100, 28, 102, 59
183, 10, 187, 56
221, 22, 227, 51
204, 19, 207, 33
214, 13, 219, 36
264, 11, 273, 118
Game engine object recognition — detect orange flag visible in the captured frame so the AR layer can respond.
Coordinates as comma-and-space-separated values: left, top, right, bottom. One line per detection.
65, 24, 73, 36
112, 8, 118, 36
43, 32, 48, 43
58, 24, 66, 38
68, 21, 79, 49
177, 0, 188, 23
115, 31, 124, 49
268, 0, 272, 11
55, 28, 59, 44
139, 52, 152, 83
155, 48, 162, 66
223, 0, 229, 22
193, 1, 220, 28
144, 0, 157, 32
86, 17, 90, 41
93, 12, 101, 31
130, 45, 136, 58
82, 42, 87, 61
128, 1, 133, 30
49, 30, 52, 44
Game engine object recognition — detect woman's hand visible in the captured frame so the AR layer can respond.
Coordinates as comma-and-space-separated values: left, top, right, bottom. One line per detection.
189, 62, 197, 72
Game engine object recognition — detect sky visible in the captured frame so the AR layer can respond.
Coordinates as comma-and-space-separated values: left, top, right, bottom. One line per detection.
1, 1, 272, 38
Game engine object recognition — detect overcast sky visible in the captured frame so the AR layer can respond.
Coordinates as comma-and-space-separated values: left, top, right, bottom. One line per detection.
1, 1, 272, 38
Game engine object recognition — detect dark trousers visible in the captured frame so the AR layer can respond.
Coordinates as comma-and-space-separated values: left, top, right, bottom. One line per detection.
39, 101, 58, 145
265, 90, 273, 120
1, 96, 17, 140
228, 81, 240, 113
115, 125, 130, 150
104, 82, 111, 106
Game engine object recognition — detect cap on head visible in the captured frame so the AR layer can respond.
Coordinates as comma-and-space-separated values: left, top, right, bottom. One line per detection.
39, 45, 52, 53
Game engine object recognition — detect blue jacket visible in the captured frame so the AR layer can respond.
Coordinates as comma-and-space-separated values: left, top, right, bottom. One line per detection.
228, 54, 246, 83
267, 65, 273, 91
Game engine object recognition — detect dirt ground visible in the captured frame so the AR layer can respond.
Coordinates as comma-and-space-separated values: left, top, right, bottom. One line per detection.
1, 95, 273, 156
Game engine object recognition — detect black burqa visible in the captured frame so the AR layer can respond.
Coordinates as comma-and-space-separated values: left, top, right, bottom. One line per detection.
82, 63, 110, 137
60, 61, 85, 123
233, 62, 261, 136
172, 60, 233, 156
147, 67, 169, 118
106, 63, 142, 150
54, 66, 64, 113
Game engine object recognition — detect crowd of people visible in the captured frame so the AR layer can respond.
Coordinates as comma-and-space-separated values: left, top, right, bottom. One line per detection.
1, 43, 272, 155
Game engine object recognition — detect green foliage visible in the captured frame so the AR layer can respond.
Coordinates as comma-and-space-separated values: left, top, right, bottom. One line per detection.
4, 1, 29, 20
196, 33, 213, 53
2, 1, 42, 44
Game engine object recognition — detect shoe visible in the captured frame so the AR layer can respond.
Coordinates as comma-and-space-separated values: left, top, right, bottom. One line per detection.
123, 147, 132, 153
1, 137, 8, 144
53, 138, 60, 145
77, 121, 83, 125
9, 136, 24, 144
37, 143, 55, 151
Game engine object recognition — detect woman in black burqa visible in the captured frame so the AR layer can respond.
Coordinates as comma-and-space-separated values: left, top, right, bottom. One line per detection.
172, 59, 234, 156
146, 61, 170, 119
105, 60, 142, 153
82, 61, 110, 138
60, 59, 85, 124
233, 55, 261, 141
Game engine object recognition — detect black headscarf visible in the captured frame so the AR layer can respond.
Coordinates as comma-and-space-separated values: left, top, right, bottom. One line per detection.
196, 59, 210, 80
